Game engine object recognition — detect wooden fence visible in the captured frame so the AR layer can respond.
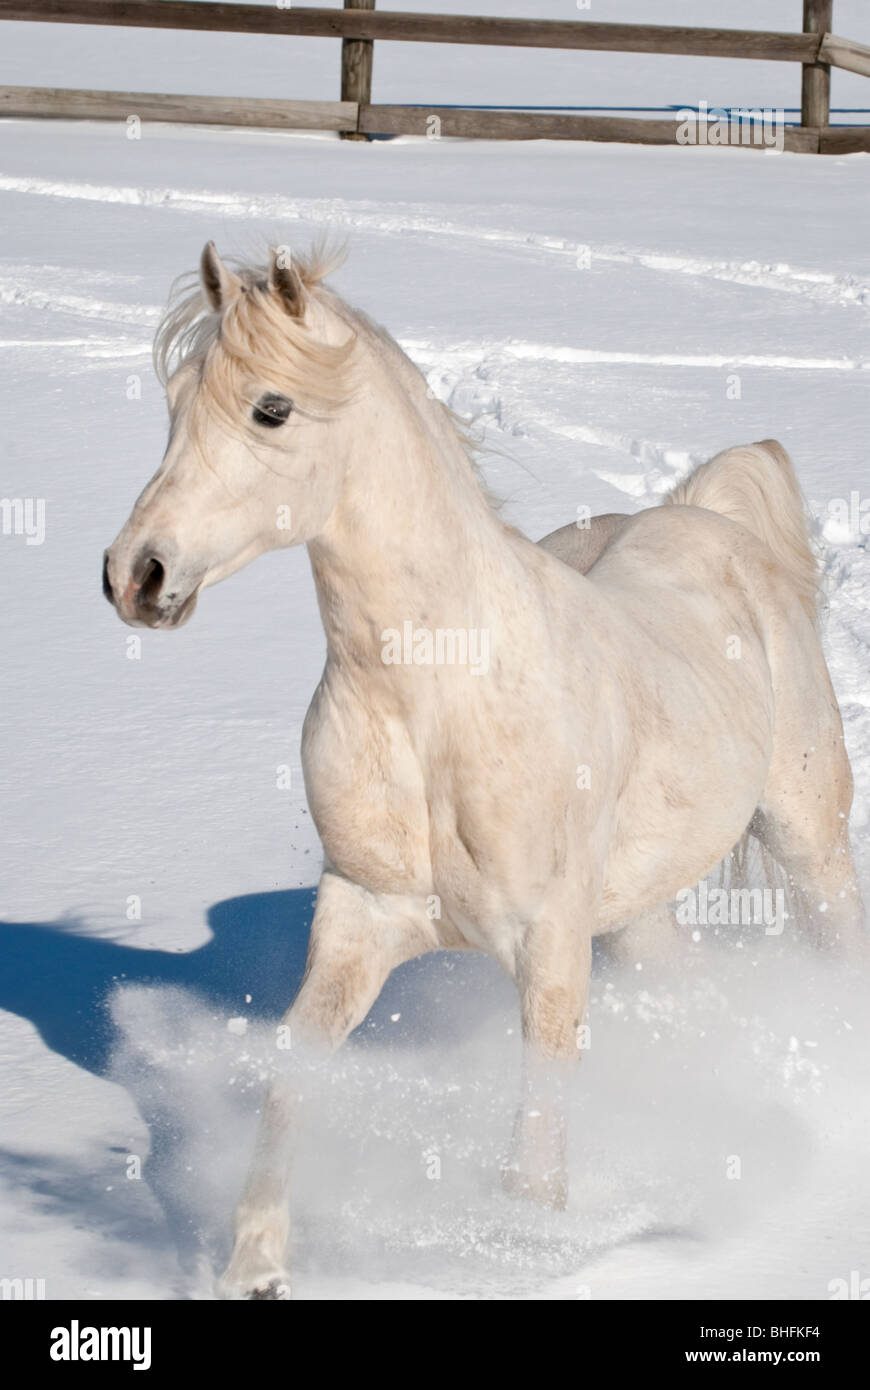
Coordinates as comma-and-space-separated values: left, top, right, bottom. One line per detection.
0, 0, 868, 153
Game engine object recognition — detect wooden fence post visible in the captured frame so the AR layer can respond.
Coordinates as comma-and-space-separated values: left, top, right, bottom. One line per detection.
801, 0, 833, 132
340, 0, 374, 139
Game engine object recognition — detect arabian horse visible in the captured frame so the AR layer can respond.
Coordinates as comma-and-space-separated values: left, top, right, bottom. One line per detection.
103, 243, 862, 1296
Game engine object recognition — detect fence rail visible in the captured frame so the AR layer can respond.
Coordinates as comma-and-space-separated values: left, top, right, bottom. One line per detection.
0, 85, 357, 130
0, 3, 824, 60
818, 31, 870, 78
0, 0, 868, 153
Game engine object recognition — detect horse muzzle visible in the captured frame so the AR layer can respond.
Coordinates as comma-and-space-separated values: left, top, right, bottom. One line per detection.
102, 545, 202, 630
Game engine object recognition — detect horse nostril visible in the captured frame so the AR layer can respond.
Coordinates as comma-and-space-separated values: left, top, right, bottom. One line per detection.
102, 552, 114, 605
139, 556, 165, 606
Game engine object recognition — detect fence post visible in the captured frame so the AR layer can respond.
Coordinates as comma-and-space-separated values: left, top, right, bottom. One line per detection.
801, 0, 833, 132
340, 0, 374, 139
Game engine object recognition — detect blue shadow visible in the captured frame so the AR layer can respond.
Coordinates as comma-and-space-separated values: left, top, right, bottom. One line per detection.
0, 893, 517, 1284
0, 889, 509, 1079
0, 888, 318, 1078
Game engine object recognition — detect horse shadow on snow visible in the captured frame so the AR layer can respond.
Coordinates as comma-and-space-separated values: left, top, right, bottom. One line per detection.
0, 890, 528, 1292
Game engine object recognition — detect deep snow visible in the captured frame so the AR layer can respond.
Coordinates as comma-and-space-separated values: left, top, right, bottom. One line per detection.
1, 1, 869, 1300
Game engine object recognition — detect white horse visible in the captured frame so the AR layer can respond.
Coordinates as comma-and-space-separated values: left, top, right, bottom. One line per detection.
103, 243, 863, 1298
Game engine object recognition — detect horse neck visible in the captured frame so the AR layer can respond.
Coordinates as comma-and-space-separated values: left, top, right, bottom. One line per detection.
307, 324, 520, 676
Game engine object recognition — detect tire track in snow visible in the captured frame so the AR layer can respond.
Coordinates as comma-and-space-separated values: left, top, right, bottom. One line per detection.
1, 172, 867, 311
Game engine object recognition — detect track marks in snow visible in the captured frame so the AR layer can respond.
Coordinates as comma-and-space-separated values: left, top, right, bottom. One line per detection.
0, 282, 158, 328
605, 248, 870, 311
6, 291, 864, 380
552, 429, 697, 502
0, 336, 152, 365
0, 261, 160, 327
406, 337, 868, 374
417, 351, 699, 504
1, 171, 867, 312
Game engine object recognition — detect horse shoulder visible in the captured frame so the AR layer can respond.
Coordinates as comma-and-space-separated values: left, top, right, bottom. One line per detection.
301, 670, 432, 896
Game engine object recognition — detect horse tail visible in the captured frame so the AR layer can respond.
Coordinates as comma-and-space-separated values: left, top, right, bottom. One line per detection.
663, 439, 818, 625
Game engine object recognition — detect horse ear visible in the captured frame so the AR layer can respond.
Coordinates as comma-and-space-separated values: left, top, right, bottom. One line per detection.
269, 246, 305, 318
200, 241, 242, 312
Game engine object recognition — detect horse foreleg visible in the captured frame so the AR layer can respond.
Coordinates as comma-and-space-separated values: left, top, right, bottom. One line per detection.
221, 870, 432, 1299
502, 907, 591, 1209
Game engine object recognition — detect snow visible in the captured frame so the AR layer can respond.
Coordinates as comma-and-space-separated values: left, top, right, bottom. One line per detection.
0, 1, 869, 1300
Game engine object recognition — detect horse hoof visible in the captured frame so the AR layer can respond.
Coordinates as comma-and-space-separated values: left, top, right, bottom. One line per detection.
502, 1164, 568, 1211
247, 1279, 292, 1300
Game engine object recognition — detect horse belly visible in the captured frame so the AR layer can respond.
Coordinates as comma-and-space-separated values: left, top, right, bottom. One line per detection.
598, 727, 772, 927
595, 634, 775, 927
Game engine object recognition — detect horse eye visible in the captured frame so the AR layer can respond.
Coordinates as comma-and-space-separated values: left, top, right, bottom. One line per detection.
252, 393, 293, 428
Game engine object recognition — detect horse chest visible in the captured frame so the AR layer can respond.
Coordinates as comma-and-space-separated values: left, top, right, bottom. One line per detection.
304, 685, 563, 924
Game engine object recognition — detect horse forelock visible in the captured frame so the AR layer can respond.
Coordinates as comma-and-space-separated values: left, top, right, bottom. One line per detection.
151, 242, 500, 511
152, 245, 358, 430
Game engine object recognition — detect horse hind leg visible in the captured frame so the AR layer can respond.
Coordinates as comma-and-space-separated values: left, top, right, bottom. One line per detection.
502, 887, 594, 1209
598, 900, 680, 967
753, 671, 865, 955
